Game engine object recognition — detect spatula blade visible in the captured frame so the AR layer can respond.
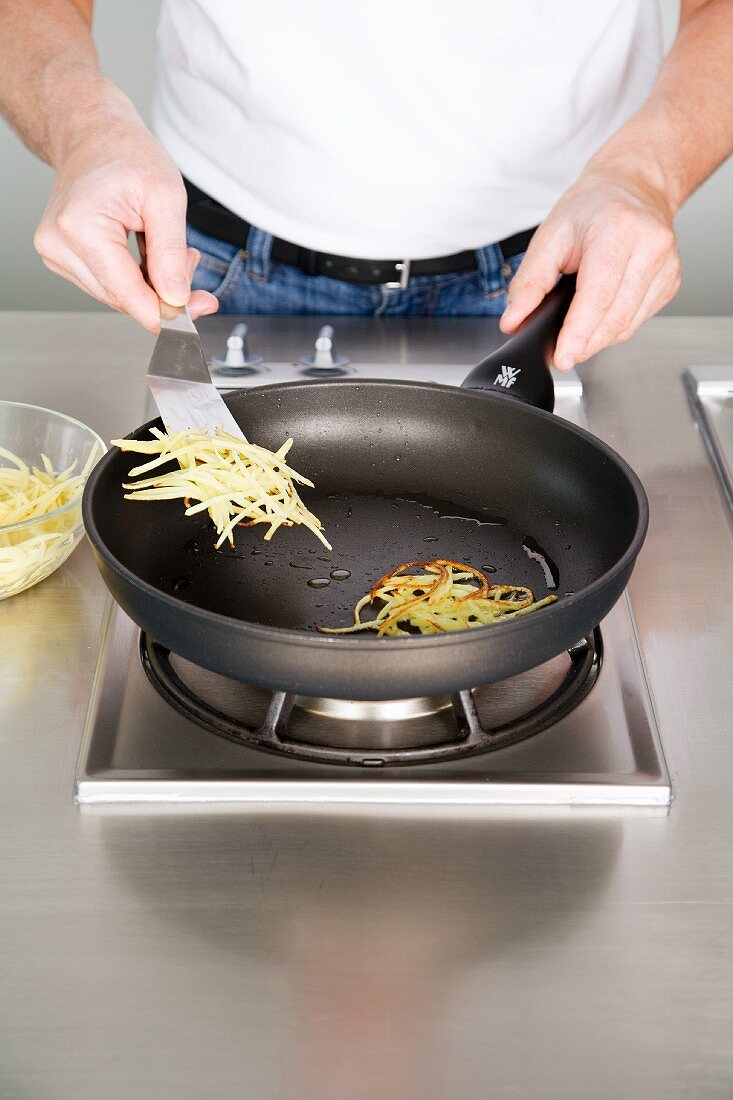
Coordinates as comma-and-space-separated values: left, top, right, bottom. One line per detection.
146, 309, 244, 438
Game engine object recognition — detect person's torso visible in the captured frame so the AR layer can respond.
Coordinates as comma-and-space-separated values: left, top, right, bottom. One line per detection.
152, 0, 663, 258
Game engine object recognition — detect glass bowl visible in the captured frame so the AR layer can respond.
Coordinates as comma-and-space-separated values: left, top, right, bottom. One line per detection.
0, 402, 106, 599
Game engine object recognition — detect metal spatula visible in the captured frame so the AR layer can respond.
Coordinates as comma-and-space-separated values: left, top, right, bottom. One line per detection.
147, 302, 244, 437
137, 231, 244, 438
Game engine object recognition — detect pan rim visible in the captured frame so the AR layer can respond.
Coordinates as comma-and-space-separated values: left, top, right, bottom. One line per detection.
82, 379, 649, 652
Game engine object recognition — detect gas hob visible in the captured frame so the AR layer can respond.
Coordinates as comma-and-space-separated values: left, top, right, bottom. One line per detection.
75, 317, 671, 809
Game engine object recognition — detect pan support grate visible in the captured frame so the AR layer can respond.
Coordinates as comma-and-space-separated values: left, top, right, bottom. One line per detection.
141, 630, 602, 768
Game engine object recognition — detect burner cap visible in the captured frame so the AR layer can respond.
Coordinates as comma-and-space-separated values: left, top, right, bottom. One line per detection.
293, 695, 452, 720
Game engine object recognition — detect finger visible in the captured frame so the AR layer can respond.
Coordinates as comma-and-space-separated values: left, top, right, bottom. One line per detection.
42, 247, 166, 329
499, 226, 568, 333
142, 182, 191, 307
612, 255, 682, 345
81, 225, 162, 331
578, 246, 668, 362
186, 247, 201, 283
39, 246, 111, 304
552, 234, 634, 370
188, 290, 220, 321
184, 248, 218, 319
35, 219, 115, 303
44, 212, 163, 330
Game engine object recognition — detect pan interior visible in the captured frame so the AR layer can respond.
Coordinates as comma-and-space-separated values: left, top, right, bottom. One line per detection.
89, 381, 642, 636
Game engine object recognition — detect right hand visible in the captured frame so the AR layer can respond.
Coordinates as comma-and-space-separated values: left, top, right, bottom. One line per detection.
34, 119, 219, 332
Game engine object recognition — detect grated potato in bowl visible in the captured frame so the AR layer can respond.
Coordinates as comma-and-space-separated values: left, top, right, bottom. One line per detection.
0, 403, 105, 599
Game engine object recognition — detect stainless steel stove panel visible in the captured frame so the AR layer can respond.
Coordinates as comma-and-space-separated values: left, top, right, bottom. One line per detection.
141, 314, 583, 414
209, 357, 584, 392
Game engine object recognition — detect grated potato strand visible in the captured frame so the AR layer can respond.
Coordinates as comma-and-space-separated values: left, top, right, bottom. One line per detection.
113, 426, 330, 550
319, 559, 556, 636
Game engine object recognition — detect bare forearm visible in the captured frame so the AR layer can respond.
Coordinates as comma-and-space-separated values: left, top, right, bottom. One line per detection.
0, 0, 142, 165
590, 0, 733, 214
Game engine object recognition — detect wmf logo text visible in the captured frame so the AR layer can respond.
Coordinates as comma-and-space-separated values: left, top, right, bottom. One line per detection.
494, 364, 521, 389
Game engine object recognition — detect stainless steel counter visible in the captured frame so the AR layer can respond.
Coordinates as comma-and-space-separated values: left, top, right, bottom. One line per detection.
1, 311, 732, 1099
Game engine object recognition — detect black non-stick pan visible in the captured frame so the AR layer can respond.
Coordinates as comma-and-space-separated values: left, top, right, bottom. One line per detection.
83, 276, 648, 699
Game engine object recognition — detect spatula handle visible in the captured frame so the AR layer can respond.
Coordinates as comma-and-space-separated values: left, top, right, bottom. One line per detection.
461, 274, 576, 413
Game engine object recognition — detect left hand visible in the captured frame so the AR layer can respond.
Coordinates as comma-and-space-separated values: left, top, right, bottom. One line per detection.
500, 159, 682, 370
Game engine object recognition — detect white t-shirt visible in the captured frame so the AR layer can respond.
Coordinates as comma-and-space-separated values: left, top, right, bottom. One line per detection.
152, 1, 662, 259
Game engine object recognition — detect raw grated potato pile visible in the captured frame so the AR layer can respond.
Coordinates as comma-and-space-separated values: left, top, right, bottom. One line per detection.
319, 559, 556, 636
0, 444, 101, 599
113, 426, 331, 550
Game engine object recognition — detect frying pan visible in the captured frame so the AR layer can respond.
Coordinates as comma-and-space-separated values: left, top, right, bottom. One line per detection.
83, 276, 648, 699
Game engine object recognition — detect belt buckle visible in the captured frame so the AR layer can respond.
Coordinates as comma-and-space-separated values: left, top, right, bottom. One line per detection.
383, 260, 411, 290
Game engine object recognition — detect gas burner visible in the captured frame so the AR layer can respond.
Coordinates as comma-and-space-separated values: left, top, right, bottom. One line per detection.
141, 631, 601, 767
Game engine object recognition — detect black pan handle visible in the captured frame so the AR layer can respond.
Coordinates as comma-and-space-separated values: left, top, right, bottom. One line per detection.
461, 273, 576, 413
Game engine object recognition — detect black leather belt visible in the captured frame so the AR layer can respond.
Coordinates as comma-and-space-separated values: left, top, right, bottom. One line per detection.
184, 178, 536, 287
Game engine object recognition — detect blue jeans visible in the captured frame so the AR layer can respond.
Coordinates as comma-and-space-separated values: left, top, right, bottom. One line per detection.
188, 223, 524, 316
